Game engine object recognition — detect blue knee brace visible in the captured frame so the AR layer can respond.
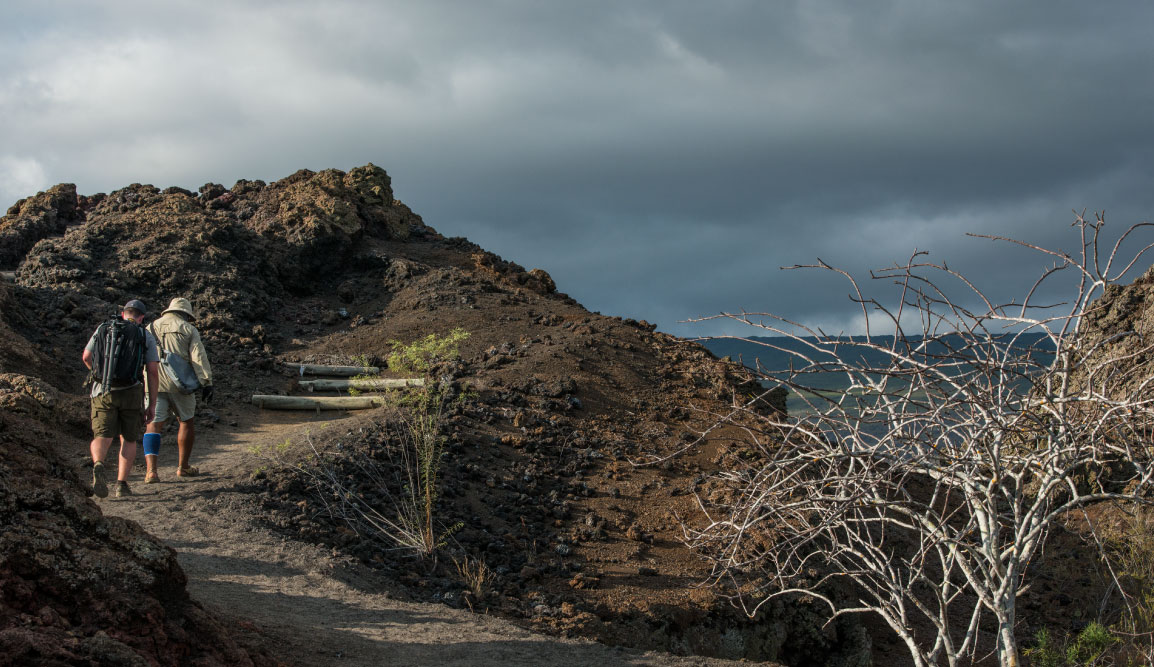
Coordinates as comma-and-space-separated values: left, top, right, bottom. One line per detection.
142, 432, 161, 457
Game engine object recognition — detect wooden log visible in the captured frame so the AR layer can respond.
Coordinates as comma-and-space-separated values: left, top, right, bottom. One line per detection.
299, 378, 425, 391
283, 363, 380, 376
252, 395, 384, 410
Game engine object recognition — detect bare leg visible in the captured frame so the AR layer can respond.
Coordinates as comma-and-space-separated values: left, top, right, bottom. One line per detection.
89, 436, 114, 497
91, 436, 113, 463
176, 418, 196, 473
118, 439, 137, 482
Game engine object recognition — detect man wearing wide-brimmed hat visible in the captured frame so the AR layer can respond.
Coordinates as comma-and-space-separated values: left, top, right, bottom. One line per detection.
144, 297, 214, 482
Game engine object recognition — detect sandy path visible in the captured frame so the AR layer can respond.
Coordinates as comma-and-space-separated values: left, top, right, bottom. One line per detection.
99, 404, 757, 667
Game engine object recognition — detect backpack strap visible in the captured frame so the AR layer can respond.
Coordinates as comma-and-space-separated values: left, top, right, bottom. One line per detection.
133, 321, 146, 376
148, 322, 169, 354
97, 318, 119, 390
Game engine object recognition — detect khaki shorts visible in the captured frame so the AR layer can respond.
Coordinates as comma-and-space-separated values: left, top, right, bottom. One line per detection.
91, 384, 146, 442
154, 391, 196, 423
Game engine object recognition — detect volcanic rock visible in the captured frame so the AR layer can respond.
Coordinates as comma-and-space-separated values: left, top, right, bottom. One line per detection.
0, 164, 874, 665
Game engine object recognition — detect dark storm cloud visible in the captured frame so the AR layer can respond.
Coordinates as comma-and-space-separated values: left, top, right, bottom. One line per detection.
3, 1, 1153, 336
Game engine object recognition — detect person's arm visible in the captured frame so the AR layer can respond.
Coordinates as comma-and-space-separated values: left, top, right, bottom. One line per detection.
143, 330, 160, 424
189, 329, 213, 387
144, 360, 159, 424
82, 331, 98, 369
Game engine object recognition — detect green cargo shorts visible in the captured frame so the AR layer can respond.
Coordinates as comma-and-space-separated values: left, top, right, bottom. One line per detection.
91, 384, 145, 442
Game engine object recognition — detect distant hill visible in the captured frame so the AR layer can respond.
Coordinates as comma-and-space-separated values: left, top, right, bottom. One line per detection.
700, 332, 1056, 392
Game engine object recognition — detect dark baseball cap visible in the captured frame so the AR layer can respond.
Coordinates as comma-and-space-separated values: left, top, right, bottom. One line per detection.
122, 299, 148, 314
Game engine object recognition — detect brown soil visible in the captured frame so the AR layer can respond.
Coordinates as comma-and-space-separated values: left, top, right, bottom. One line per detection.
83, 233, 840, 664
96, 404, 766, 667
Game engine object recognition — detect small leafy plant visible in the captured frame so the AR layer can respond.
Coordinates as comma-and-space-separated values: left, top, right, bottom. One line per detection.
253, 333, 469, 560
1024, 622, 1119, 666
384, 329, 470, 558
387, 327, 469, 375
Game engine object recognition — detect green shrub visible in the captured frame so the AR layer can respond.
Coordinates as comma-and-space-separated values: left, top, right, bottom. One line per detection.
383, 329, 469, 557
1024, 622, 1119, 666
387, 327, 469, 375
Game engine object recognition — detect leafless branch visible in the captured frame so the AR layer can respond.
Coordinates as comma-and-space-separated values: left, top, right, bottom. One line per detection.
684, 218, 1154, 667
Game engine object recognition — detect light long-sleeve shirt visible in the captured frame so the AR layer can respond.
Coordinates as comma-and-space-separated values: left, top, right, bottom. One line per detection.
148, 312, 213, 392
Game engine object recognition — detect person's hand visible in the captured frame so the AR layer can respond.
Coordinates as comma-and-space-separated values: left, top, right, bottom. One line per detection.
201, 385, 215, 404
144, 405, 156, 425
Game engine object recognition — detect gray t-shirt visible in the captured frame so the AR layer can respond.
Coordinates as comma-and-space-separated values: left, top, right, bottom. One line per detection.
85, 324, 160, 397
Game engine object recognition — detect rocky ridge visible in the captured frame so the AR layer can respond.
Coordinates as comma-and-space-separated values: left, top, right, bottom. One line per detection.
0, 164, 859, 665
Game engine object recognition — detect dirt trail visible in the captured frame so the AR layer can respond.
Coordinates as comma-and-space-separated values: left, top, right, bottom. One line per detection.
98, 402, 762, 667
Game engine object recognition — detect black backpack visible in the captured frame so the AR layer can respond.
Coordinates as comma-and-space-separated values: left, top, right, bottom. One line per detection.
91, 318, 147, 388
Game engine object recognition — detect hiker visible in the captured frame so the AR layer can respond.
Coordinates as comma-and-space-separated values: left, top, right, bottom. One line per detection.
144, 297, 214, 482
82, 299, 160, 498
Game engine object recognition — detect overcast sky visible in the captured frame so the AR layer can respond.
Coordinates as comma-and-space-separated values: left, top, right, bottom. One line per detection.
3, 1, 1153, 337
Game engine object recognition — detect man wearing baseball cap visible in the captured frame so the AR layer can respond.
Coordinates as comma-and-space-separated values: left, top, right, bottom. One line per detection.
81, 299, 160, 498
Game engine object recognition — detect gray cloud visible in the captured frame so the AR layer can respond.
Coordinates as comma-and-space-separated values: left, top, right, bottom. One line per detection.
3, 0, 1153, 337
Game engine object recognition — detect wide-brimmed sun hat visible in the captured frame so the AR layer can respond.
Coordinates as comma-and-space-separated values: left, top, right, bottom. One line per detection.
162, 297, 197, 320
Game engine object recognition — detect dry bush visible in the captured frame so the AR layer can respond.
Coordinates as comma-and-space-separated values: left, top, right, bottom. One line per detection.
685, 216, 1154, 667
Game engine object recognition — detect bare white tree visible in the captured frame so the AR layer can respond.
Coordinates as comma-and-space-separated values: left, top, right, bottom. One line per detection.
683, 215, 1154, 667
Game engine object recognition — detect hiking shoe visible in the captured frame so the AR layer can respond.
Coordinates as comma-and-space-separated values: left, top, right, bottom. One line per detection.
114, 481, 132, 498
91, 461, 108, 498
176, 466, 200, 477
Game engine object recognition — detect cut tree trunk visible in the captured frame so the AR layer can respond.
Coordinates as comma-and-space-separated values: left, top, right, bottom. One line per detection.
252, 395, 384, 410
284, 363, 381, 376
299, 378, 425, 391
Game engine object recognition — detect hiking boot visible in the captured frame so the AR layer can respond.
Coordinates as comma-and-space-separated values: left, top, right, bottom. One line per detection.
114, 481, 132, 498
91, 461, 108, 498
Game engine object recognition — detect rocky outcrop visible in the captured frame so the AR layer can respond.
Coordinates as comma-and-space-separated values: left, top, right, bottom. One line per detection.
0, 281, 81, 389
244, 164, 429, 291
0, 164, 868, 665
1074, 263, 1154, 398
471, 250, 559, 296
12, 165, 430, 345
0, 184, 83, 269
0, 377, 272, 666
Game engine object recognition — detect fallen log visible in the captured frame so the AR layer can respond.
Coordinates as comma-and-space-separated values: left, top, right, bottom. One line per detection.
283, 363, 381, 376
252, 395, 384, 410
299, 378, 425, 391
